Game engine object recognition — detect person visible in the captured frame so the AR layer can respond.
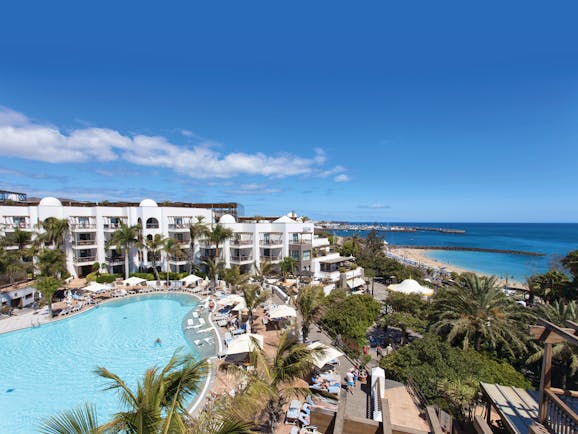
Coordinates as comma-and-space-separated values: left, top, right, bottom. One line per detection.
345, 371, 355, 394
362, 345, 369, 355
376, 344, 382, 358
352, 367, 359, 382
385, 343, 393, 356
154, 338, 162, 346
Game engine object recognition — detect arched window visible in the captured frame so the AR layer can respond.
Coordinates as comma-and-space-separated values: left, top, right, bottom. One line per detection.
146, 234, 153, 241
146, 218, 159, 229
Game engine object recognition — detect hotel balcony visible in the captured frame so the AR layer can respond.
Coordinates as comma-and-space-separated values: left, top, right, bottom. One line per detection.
260, 255, 282, 263
230, 255, 254, 265
317, 270, 341, 282
72, 239, 97, 248
105, 256, 125, 265
168, 255, 188, 264
70, 223, 97, 232
168, 223, 189, 232
260, 238, 283, 247
230, 239, 253, 246
2, 222, 32, 231
73, 255, 97, 264
103, 220, 127, 231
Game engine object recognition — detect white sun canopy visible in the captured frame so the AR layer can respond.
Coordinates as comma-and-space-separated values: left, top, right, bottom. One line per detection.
387, 279, 434, 296
226, 333, 264, 355
181, 274, 203, 286
121, 277, 147, 286
218, 295, 245, 306
83, 282, 111, 293
346, 277, 366, 289
307, 341, 345, 368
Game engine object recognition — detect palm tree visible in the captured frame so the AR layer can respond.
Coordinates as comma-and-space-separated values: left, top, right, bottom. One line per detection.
163, 237, 184, 283
188, 216, 210, 273
527, 300, 578, 389
36, 276, 62, 317
41, 352, 208, 434
296, 285, 327, 343
223, 328, 323, 432
203, 257, 223, 290
106, 223, 141, 280
430, 273, 529, 356
37, 248, 67, 279
209, 224, 234, 261
39, 404, 101, 434
255, 260, 274, 289
97, 351, 207, 433
144, 234, 166, 281
279, 257, 296, 281
223, 265, 249, 294
5, 227, 32, 261
41, 217, 70, 249
241, 284, 270, 333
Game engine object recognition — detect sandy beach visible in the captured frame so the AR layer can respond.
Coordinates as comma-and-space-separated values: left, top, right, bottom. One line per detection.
388, 247, 527, 288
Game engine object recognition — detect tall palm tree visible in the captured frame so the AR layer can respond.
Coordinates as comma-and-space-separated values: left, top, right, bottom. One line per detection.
37, 248, 67, 279
36, 276, 62, 317
222, 328, 323, 432
527, 300, 578, 389
188, 216, 210, 273
41, 217, 70, 249
145, 234, 166, 281
255, 260, 274, 289
163, 237, 184, 282
106, 223, 141, 280
209, 224, 234, 261
98, 352, 207, 433
296, 285, 327, 343
223, 265, 249, 294
241, 284, 270, 333
6, 227, 32, 261
430, 273, 529, 356
40, 352, 208, 434
279, 257, 296, 281
203, 257, 223, 290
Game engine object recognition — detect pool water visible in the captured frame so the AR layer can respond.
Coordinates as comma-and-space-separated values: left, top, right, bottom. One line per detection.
0, 294, 199, 433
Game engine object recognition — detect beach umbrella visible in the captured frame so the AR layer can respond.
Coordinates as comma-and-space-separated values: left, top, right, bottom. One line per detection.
387, 279, 434, 296
226, 333, 264, 355
218, 294, 245, 306
307, 342, 345, 369
83, 282, 111, 293
268, 304, 297, 319
121, 276, 147, 286
231, 299, 247, 312
180, 274, 203, 286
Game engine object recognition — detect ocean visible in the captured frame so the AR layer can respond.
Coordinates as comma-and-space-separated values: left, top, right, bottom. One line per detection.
332, 223, 578, 282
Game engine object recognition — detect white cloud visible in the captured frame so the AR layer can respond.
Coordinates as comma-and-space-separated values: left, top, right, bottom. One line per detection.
318, 165, 346, 178
334, 174, 351, 183
225, 183, 281, 195
0, 107, 338, 180
358, 203, 390, 209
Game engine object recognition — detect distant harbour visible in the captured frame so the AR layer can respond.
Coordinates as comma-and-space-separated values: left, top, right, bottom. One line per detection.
328, 222, 578, 282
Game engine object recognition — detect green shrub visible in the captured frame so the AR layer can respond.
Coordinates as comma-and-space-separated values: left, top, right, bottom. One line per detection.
85, 272, 98, 282
96, 274, 120, 284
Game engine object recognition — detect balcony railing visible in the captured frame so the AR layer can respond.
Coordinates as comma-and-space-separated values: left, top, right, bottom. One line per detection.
260, 255, 281, 262
260, 239, 283, 245
230, 255, 254, 264
73, 239, 97, 246
168, 256, 188, 263
168, 224, 189, 230
71, 224, 97, 231
2, 222, 31, 230
231, 239, 253, 246
73, 256, 97, 263
544, 389, 578, 434
105, 256, 125, 264
289, 239, 313, 245
103, 223, 125, 231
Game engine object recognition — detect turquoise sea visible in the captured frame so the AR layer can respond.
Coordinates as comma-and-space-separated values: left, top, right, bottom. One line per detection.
333, 223, 578, 282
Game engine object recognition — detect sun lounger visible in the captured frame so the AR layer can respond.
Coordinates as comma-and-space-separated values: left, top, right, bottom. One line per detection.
224, 332, 232, 346
196, 327, 212, 334
285, 399, 301, 425
187, 319, 195, 326
192, 312, 199, 318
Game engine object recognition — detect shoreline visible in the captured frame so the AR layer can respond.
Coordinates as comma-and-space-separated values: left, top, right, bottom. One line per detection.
388, 247, 527, 288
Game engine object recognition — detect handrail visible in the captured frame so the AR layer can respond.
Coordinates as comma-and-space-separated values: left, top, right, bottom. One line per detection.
544, 389, 578, 433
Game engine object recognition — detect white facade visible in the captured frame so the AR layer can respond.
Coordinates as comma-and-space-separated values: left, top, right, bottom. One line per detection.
0, 198, 318, 279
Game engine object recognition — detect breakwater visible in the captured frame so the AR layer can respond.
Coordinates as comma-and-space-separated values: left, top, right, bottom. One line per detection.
390, 245, 545, 257
317, 223, 465, 234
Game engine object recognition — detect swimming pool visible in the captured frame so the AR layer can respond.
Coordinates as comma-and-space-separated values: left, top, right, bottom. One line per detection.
0, 294, 200, 433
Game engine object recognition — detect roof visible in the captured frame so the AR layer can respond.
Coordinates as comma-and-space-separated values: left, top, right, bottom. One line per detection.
319, 256, 353, 264
273, 215, 296, 223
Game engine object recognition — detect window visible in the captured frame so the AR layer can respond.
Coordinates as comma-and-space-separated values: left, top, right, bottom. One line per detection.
292, 233, 299, 243
290, 250, 300, 260
146, 234, 153, 241
303, 250, 311, 261
146, 218, 159, 229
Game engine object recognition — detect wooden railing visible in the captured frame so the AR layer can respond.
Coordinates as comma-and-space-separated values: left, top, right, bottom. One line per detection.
544, 389, 578, 434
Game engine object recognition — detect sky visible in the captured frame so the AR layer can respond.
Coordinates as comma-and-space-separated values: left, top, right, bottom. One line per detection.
0, 1, 577, 222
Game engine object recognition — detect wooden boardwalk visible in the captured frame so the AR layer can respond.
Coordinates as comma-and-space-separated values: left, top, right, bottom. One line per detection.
480, 383, 539, 434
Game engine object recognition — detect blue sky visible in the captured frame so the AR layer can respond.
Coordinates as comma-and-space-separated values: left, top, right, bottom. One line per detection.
0, 1, 577, 222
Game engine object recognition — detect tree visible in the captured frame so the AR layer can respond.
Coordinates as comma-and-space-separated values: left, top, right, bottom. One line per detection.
296, 285, 327, 343
144, 234, 166, 281
36, 276, 62, 317
254, 260, 274, 289
41, 217, 70, 249
5, 227, 32, 260
222, 328, 323, 432
106, 223, 141, 280
561, 250, 578, 282
430, 273, 530, 357
527, 270, 571, 303
163, 237, 184, 281
527, 300, 578, 389
223, 265, 249, 293
209, 224, 234, 261
37, 248, 67, 279
41, 352, 208, 434
97, 351, 207, 433
242, 284, 270, 333
188, 216, 210, 273
279, 257, 296, 281
203, 257, 223, 290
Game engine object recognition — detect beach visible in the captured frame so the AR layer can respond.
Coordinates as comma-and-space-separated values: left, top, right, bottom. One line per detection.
388, 246, 527, 288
